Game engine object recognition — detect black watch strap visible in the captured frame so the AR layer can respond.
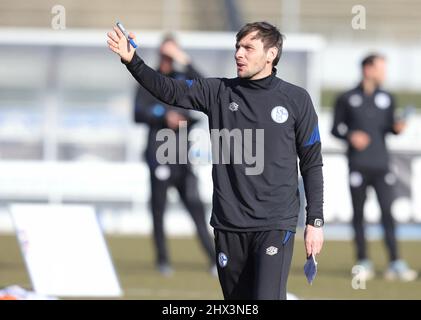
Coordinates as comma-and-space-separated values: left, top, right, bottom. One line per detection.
307, 218, 324, 227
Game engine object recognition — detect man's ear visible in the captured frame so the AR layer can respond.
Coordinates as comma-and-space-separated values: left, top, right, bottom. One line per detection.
267, 47, 278, 64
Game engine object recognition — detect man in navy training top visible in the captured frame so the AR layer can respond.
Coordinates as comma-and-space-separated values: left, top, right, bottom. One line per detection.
107, 21, 324, 299
331, 53, 417, 282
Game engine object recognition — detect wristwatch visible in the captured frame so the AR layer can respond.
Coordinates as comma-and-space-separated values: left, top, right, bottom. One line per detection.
307, 218, 324, 228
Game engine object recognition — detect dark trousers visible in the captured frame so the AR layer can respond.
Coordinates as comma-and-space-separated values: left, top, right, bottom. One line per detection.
349, 168, 399, 262
214, 229, 295, 300
149, 164, 215, 266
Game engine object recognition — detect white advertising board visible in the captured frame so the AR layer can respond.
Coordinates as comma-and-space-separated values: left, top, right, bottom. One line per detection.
10, 204, 122, 297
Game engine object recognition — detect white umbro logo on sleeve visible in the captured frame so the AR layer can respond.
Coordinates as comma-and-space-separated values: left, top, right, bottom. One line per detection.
229, 102, 239, 111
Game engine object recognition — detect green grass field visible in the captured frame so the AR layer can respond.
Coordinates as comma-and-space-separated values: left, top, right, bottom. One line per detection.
1, 234, 420, 300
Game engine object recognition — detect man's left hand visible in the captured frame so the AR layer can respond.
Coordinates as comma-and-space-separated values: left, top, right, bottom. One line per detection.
304, 225, 324, 258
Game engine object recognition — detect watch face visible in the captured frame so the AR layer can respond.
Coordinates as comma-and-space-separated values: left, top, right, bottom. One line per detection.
314, 219, 324, 227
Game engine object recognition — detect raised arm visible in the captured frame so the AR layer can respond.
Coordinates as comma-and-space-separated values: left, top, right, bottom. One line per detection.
107, 27, 220, 114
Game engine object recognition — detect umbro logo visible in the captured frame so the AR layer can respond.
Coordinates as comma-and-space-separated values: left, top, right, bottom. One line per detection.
229, 102, 239, 112
266, 246, 278, 256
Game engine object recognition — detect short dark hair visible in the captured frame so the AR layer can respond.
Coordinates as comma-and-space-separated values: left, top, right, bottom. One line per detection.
361, 53, 385, 70
236, 22, 284, 66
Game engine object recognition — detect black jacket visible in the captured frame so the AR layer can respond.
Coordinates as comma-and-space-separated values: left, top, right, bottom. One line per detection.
125, 53, 323, 232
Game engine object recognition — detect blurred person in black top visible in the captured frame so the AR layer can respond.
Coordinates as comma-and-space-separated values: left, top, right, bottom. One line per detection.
133, 35, 216, 277
108, 22, 324, 299
332, 54, 417, 281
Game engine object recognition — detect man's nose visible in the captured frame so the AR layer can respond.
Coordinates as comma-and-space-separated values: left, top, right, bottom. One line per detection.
235, 47, 244, 59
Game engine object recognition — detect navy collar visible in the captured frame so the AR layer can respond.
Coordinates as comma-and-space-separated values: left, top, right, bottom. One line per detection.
238, 68, 279, 90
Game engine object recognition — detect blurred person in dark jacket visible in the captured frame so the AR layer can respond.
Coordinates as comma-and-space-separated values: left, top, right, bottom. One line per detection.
134, 35, 216, 277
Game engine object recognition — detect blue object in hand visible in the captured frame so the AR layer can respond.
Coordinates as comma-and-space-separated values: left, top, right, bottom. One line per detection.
304, 254, 318, 285
116, 21, 138, 49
